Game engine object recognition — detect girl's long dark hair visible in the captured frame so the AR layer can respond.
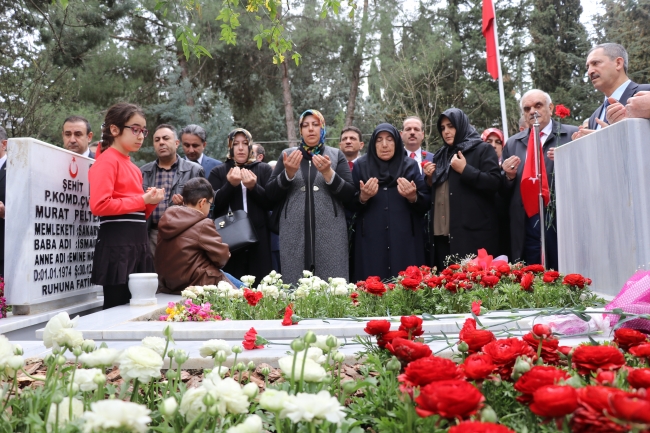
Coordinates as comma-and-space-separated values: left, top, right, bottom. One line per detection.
100, 103, 146, 153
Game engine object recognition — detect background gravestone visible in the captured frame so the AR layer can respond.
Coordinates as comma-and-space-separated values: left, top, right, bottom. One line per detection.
5, 138, 101, 314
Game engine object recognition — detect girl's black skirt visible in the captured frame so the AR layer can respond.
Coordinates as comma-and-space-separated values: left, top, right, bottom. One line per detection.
91, 212, 154, 286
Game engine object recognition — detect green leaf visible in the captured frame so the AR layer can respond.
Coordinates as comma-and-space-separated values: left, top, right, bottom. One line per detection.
59, 0, 69, 9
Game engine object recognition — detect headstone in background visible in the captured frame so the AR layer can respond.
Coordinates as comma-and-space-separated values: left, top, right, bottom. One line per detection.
555, 118, 650, 296
5, 138, 101, 314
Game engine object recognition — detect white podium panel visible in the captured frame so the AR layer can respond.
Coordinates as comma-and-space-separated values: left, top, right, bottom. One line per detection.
555, 119, 650, 296
5, 138, 101, 313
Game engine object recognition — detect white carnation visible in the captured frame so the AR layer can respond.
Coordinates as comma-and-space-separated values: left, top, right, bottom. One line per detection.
226, 414, 263, 433
79, 348, 121, 367
203, 285, 218, 291
332, 284, 349, 295
217, 281, 234, 292
73, 368, 103, 392
179, 387, 208, 422
302, 270, 313, 278
141, 337, 166, 356
0, 336, 16, 367
240, 275, 256, 286
82, 400, 151, 433
258, 389, 289, 412
57, 328, 84, 350
43, 312, 83, 350
180, 290, 197, 299
200, 339, 233, 358
47, 398, 84, 433
280, 390, 346, 426
117, 346, 163, 383
278, 355, 327, 382
212, 377, 250, 415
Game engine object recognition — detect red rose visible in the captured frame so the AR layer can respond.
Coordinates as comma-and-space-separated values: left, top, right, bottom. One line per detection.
461, 353, 496, 381
471, 300, 482, 316
482, 337, 537, 379
571, 386, 630, 433
563, 273, 586, 288
514, 365, 570, 403
523, 331, 559, 364
414, 380, 484, 419
520, 272, 534, 291
364, 319, 391, 336
496, 263, 511, 274
522, 264, 545, 273
594, 370, 616, 385
572, 345, 625, 375
281, 303, 296, 326
403, 265, 423, 280
452, 272, 468, 281
445, 281, 458, 292
449, 422, 515, 433
385, 338, 432, 363
542, 270, 560, 283
459, 318, 496, 354
365, 278, 387, 296
420, 160, 427, 168
532, 324, 552, 339
614, 328, 648, 352
399, 356, 464, 387
627, 368, 650, 389
399, 315, 424, 338
401, 278, 422, 290
420, 265, 431, 273
377, 330, 408, 349
243, 288, 263, 306
480, 274, 500, 288
608, 391, 650, 424
629, 342, 650, 358
426, 276, 445, 288
555, 104, 570, 119
242, 327, 265, 350
421, 151, 427, 157
529, 385, 578, 418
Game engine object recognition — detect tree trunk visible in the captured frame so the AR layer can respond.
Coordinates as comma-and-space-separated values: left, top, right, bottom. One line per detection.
282, 60, 297, 143
344, 0, 369, 127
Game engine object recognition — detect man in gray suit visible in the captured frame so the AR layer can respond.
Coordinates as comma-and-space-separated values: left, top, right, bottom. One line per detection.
501, 89, 579, 270
180, 124, 222, 178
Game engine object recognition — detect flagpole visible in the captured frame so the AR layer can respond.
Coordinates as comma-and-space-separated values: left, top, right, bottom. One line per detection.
491, 1, 509, 141
532, 112, 546, 268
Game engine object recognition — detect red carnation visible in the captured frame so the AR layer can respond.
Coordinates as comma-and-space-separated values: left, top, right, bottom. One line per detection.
522, 264, 545, 273
420, 160, 428, 168
608, 390, 650, 424
401, 278, 422, 290
461, 353, 496, 381
471, 300, 482, 316
281, 303, 296, 326
415, 380, 484, 419
520, 272, 534, 291
514, 366, 571, 403
629, 342, 650, 359
377, 330, 408, 349
385, 338, 432, 363
627, 368, 650, 389
242, 327, 265, 350
243, 288, 264, 306
522, 332, 560, 364
480, 274, 500, 288
496, 263, 511, 274
482, 337, 537, 379
449, 422, 515, 433
365, 277, 387, 296
614, 328, 648, 352
399, 315, 424, 338
555, 104, 570, 119
459, 318, 496, 354
364, 319, 391, 336
399, 356, 464, 387
426, 276, 445, 288
571, 386, 630, 433
572, 345, 625, 375
594, 370, 616, 385
449, 264, 461, 270
529, 385, 578, 418
563, 273, 587, 288
542, 270, 560, 283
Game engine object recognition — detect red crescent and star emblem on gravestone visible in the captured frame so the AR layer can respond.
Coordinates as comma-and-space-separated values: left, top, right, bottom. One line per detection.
69, 157, 78, 179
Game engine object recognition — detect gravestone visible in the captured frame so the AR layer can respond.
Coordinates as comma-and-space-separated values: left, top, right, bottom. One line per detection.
555, 118, 650, 296
5, 138, 101, 314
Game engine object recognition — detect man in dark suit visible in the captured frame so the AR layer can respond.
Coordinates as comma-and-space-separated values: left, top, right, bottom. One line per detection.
0, 127, 7, 276
62, 115, 95, 158
501, 90, 579, 270
573, 43, 650, 140
401, 116, 434, 174
180, 124, 222, 178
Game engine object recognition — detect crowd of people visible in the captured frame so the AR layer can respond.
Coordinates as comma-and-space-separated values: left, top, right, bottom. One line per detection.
1, 43, 650, 309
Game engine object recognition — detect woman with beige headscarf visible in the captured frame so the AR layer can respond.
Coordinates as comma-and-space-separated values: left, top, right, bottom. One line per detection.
208, 128, 274, 282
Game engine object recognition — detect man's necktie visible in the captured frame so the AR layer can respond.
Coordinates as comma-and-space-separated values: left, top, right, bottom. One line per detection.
602, 99, 611, 124
348, 161, 354, 171
409, 152, 416, 159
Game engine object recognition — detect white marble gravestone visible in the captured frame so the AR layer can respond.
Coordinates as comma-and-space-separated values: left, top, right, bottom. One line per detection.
5, 138, 101, 314
555, 118, 650, 296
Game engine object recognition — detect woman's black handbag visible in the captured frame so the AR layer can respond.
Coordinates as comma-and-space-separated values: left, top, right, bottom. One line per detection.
214, 210, 258, 252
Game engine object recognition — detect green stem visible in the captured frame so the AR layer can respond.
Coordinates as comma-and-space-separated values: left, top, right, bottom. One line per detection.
298, 345, 309, 393
1, 373, 17, 413
130, 378, 140, 403
290, 351, 299, 391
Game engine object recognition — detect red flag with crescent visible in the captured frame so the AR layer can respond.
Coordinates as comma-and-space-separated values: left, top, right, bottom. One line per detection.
520, 130, 550, 217
482, 0, 499, 80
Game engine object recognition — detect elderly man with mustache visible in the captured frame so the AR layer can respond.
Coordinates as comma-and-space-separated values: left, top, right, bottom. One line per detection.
573, 43, 650, 140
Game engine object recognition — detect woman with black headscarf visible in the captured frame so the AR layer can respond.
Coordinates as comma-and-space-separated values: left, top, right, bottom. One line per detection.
349, 123, 431, 280
423, 108, 501, 270
208, 128, 274, 283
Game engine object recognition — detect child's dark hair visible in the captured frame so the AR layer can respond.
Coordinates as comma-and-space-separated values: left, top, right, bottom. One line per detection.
100, 103, 146, 152
182, 178, 214, 206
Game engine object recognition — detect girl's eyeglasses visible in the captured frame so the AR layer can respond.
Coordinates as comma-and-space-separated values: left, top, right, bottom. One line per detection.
124, 125, 149, 138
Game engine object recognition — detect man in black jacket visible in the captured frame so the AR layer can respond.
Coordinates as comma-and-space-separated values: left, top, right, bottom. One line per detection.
501, 90, 578, 270
141, 124, 204, 257
573, 43, 650, 140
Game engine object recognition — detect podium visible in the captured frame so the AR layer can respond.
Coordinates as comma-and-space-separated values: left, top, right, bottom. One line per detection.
555, 119, 650, 296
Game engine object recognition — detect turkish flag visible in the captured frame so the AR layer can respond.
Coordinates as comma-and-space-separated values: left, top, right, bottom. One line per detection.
520, 130, 550, 218
482, 0, 498, 80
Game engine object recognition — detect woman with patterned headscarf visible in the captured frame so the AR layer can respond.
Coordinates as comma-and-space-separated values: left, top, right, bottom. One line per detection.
208, 128, 274, 282
266, 109, 355, 284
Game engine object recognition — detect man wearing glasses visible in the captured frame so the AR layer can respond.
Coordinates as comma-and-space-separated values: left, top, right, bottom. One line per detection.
141, 124, 204, 258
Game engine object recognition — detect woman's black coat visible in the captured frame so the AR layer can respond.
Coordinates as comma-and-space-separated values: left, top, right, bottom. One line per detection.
349, 157, 431, 281
208, 160, 274, 283
432, 142, 501, 257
